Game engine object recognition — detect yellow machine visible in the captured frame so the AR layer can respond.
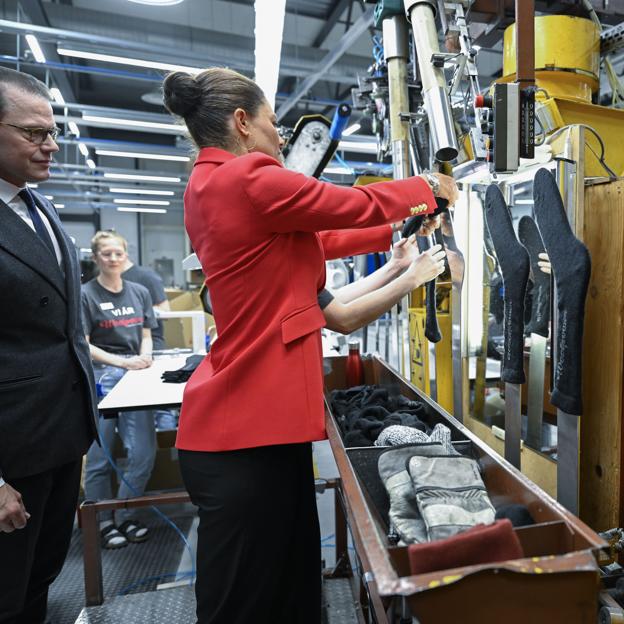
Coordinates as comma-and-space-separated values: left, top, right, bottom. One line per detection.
500, 15, 624, 177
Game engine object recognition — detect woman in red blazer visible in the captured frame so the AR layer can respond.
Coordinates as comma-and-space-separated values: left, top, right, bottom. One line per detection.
163, 67, 458, 624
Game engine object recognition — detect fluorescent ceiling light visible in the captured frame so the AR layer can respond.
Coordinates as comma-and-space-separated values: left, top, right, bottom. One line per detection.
57, 47, 200, 74
28, 184, 38, 188
68, 121, 80, 137
86, 158, 96, 169
95, 149, 190, 162
25, 34, 46, 63
78, 143, 89, 157
109, 187, 174, 196
44, 195, 54, 200
254, 0, 287, 108
49, 88, 65, 105
114, 198, 170, 205
514, 199, 533, 204
103, 173, 181, 183
127, 0, 185, 4
82, 114, 184, 133
342, 123, 361, 137
117, 206, 168, 214
55, 203, 65, 208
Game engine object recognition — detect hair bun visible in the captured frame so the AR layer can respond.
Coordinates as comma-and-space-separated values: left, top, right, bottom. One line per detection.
163, 71, 202, 118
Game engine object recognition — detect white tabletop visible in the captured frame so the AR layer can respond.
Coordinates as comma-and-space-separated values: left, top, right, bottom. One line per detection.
97, 355, 194, 414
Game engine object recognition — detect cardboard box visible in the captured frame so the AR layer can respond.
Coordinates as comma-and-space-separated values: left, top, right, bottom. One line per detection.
162, 290, 214, 349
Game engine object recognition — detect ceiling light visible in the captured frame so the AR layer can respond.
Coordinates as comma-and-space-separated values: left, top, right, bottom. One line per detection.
114, 198, 170, 205
127, 0, 185, 5
25, 34, 46, 63
28, 184, 38, 189
68, 121, 80, 137
55, 203, 65, 208
342, 123, 361, 137
78, 143, 89, 157
95, 149, 190, 162
109, 187, 175, 196
82, 114, 184, 133
49, 88, 65, 105
254, 0, 287, 108
514, 199, 533, 205
86, 159, 96, 169
57, 47, 200, 74
44, 195, 54, 200
117, 207, 168, 214
104, 173, 181, 183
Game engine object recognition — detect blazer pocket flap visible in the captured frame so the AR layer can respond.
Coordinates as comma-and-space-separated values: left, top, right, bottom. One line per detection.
281, 303, 325, 344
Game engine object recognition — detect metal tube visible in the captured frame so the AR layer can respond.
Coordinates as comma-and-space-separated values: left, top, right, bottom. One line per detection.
403, 0, 459, 162
383, 15, 412, 377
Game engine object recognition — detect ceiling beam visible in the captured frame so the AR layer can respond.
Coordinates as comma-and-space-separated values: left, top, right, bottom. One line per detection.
276, 6, 374, 120
313, 0, 351, 48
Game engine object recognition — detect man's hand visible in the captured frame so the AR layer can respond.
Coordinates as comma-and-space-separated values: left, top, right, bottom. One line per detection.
0, 483, 30, 533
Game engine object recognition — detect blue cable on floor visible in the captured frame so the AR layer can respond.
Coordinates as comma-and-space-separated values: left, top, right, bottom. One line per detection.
94, 420, 196, 594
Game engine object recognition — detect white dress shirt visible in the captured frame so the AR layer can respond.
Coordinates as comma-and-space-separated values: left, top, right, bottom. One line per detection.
0, 177, 63, 267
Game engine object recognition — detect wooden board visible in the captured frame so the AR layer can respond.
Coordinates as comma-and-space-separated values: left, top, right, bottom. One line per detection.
579, 180, 624, 530
463, 415, 557, 498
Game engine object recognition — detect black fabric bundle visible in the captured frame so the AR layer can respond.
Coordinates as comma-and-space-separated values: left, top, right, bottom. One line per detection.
161, 354, 205, 383
330, 385, 429, 447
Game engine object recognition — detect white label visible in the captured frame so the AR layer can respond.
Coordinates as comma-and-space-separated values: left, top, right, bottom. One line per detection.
100, 302, 114, 310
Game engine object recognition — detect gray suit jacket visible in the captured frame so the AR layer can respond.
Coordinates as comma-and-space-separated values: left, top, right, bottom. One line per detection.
0, 189, 98, 480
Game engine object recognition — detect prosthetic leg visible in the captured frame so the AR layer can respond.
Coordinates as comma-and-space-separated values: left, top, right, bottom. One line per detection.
484, 185, 530, 469
533, 168, 591, 513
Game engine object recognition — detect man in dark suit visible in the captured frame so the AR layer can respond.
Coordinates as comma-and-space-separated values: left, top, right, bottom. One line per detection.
0, 67, 98, 623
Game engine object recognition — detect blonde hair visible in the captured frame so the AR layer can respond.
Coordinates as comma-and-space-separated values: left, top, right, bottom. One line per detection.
91, 230, 128, 255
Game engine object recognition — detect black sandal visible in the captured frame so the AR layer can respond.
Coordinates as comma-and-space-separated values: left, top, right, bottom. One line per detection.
101, 524, 128, 549
118, 519, 150, 543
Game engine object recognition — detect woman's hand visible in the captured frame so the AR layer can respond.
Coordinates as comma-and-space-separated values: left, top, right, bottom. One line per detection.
407, 244, 446, 286
422, 173, 460, 206
389, 234, 419, 272
121, 355, 152, 370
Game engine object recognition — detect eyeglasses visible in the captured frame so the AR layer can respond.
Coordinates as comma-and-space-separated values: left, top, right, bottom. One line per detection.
0, 122, 61, 144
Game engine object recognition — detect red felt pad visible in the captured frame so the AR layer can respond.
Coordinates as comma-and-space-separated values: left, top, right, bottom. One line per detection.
407, 519, 523, 576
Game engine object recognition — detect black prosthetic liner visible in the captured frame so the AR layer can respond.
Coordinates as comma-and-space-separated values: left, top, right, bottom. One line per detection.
485, 185, 530, 384
403, 199, 449, 345
533, 168, 591, 415
518, 216, 550, 338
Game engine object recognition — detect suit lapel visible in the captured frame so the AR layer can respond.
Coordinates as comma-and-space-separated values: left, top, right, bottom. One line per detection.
32, 192, 77, 326
0, 196, 67, 300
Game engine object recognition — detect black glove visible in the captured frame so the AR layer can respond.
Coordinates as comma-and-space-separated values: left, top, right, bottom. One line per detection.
161, 354, 204, 383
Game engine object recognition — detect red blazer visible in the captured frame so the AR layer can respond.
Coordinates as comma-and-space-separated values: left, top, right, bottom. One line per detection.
320, 225, 393, 260
177, 147, 436, 452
